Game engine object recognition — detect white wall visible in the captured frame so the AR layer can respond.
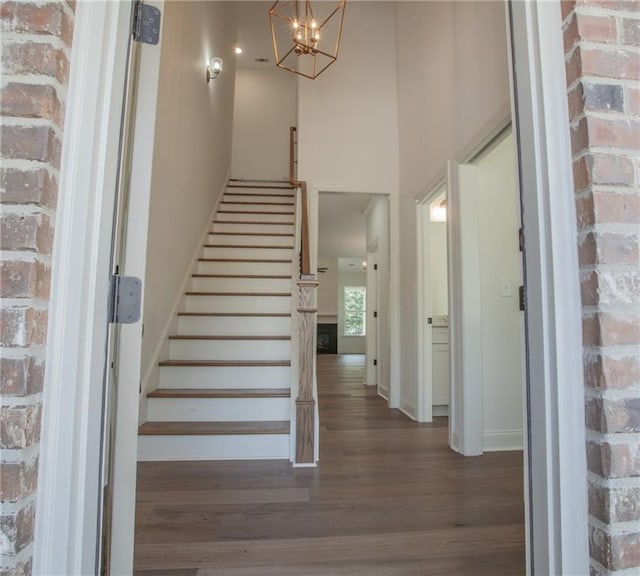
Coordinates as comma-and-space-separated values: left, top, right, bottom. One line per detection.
297, 2, 399, 193
366, 197, 390, 399
337, 270, 366, 354
394, 0, 511, 418
475, 133, 523, 450
317, 255, 338, 322
140, 1, 237, 391
231, 68, 297, 180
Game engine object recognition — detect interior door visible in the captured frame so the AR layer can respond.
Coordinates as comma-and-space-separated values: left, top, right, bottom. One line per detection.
446, 160, 483, 456
366, 251, 378, 386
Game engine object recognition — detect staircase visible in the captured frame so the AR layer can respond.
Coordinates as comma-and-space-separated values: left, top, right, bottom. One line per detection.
138, 181, 297, 461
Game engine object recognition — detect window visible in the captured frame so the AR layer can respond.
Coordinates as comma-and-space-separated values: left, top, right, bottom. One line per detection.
343, 286, 366, 336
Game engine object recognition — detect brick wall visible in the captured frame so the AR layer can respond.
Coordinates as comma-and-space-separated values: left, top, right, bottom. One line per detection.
0, 1, 74, 573
563, 0, 640, 573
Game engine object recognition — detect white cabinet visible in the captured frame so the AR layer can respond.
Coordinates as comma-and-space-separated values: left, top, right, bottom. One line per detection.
432, 326, 449, 414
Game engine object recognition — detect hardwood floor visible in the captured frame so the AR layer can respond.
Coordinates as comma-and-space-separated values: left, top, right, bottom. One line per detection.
134, 354, 525, 575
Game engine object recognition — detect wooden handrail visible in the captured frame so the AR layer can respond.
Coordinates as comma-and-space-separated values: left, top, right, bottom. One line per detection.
289, 126, 311, 277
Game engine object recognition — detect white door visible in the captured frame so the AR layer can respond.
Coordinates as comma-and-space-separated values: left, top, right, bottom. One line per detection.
447, 161, 483, 456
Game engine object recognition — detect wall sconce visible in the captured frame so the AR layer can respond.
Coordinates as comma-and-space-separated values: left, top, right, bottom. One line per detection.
206, 57, 223, 82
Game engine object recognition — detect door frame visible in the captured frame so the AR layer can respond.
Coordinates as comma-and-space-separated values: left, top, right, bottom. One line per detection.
34, 1, 588, 575
365, 245, 379, 387
415, 180, 446, 423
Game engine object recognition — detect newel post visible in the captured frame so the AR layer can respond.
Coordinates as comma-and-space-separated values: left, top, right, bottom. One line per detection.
296, 276, 318, 464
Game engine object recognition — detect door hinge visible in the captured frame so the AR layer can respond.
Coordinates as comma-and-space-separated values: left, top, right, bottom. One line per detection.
374, 264, 378, 271
519, 227, 524, 252
373, 359, 377, 366
427, 317, 432, 324
373, 311, 378, 318
109, 274, 142, 324
519, 285, 526, 312
133, 1, 161, 45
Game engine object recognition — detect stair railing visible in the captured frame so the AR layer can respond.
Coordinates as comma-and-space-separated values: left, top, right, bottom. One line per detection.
289, 126, 318, 465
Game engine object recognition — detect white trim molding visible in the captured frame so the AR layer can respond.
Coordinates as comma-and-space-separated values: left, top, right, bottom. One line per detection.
509, 1, 589, 574
33, 1, 133, 574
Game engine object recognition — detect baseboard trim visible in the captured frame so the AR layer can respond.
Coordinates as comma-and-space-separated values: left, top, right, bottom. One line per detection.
483, 429, 524, 452
399, 400, 417, 421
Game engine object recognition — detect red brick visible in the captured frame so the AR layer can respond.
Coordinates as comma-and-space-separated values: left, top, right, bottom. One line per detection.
0, 558, 32, 576
581, 270, 600, 306
585, 352, 640, 390
586, 117, 640, 149
564, 13, 580, 53
623, 17, 640, 46
0, 126, 61, 167
0, 308, 48, 347
582, 311, 638, 346
590, 525, 640, 571
561, 1, 576, 22
576, 0, 640, 11
0, 459, 38, 502
584, 83, 625, 113
0, 260, 51, 299
571, 116, 590, 155
573, 156, 591, 190
0, 356, 45, 396
1, 2, 66, 37
0, 503, 36, 555
566, 46, 584, 88
593, 191, 640, 223
0, 213, 54, 254
591, 154, 635, 186
589, 483, 640, 523
596, 233, 639, 264
567, 81, 585, 121
587, 439, 640, 477
0, 405, 42, 450
627, 86, 640, 116
586, 396, 640, 433
581, 47, 640, 80
0, 168, 58, 208
576, 192, 596, 229
0, 82, 63, 126
1, 41, 69, 84
576, 13, 617, 44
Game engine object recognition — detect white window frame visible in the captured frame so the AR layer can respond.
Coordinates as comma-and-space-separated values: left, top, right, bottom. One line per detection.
343, 285, 367, 337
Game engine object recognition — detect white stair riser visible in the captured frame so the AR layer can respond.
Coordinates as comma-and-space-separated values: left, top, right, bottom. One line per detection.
147, 397, 290, 422
178, 315, 291, 336
137, 434, 290, 461
220, 203, 294, 214
169, 339, 290, 361
202, 246, 292, 260
207, 234, 293, 246
198, 260, 291, 276
216, 213, 295, 223
159, 365, 291, 389
191, 276, 291, 293
223, 194, 294, 204
212, 223, 294, 235
185, 294, 290, 314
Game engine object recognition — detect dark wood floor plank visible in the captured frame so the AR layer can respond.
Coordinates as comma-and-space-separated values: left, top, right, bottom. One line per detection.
134, 353, 525, 574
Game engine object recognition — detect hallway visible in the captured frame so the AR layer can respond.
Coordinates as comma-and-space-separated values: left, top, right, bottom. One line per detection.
134, 354, 525, 575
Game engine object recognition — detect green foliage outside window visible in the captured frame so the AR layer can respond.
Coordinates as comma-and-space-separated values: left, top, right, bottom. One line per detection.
344, 286, 366, 336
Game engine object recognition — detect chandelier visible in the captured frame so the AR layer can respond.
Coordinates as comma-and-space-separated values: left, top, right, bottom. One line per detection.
269, 0, 347, 80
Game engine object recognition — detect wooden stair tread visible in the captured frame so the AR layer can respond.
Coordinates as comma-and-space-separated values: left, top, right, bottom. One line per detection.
218, 211, 294, 215
227, 184, 294, 189
185, 291, 291, 297
159, 360, 291, 367
223, 193, 294, 198
147, 388, 290, 399
212, 221, 293, 226
221, 201, 295, 206
169, 335, 291, 341
138, 420, 290, 436
229, 178, 289, 183
210, 232, 294, 237
178, 312, 291, 317
192, 274, 291, 279
198, 258, 290, 263
204, 244, 293, 249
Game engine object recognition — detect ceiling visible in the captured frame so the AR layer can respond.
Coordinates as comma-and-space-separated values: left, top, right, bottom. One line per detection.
318, 192, 375, 264
235, 2, 279, 70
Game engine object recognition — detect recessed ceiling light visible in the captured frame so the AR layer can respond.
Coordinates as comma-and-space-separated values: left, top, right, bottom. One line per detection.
234, 47, 243, 55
